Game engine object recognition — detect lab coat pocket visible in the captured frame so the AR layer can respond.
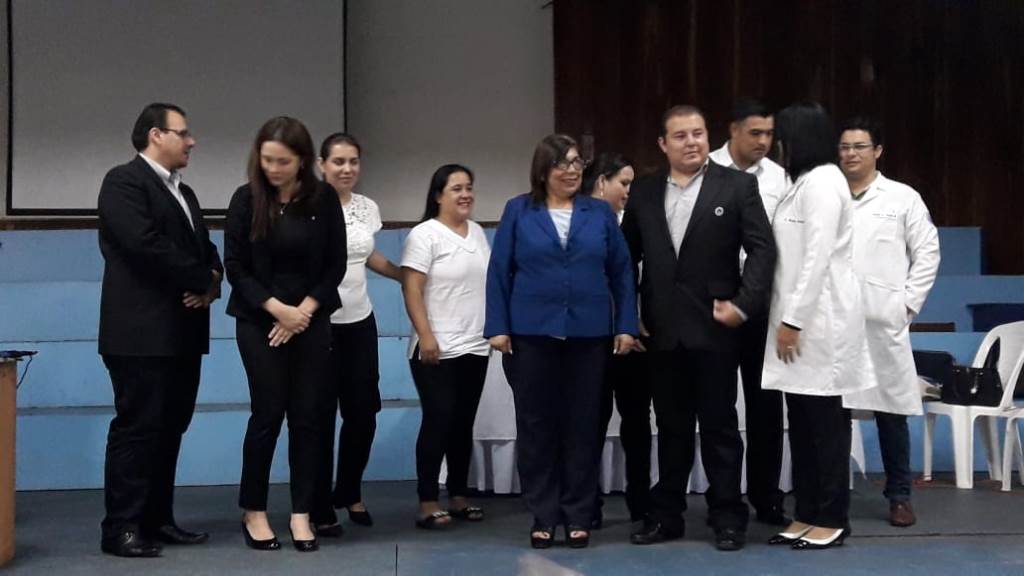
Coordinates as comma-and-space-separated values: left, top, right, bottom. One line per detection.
862, 277, 905, 328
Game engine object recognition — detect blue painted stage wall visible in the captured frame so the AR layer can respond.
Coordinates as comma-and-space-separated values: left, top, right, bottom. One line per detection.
0, 227, 1011, 490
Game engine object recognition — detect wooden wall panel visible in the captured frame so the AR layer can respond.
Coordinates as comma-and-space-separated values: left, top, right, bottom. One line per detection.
554, 0, 1024, 273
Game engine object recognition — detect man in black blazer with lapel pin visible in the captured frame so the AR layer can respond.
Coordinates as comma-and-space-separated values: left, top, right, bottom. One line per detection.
622, 105, 776, 551
97, 103, 223, 557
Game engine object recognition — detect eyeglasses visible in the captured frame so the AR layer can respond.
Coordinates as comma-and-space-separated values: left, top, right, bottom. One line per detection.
159, 127, 193, 139
553, 157, 586, 171
838, 143, 875, 153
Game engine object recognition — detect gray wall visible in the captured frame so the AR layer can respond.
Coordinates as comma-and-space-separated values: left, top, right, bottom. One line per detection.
347, 0, 554, 222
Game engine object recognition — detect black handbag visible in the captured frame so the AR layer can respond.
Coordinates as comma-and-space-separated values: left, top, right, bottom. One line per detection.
942, 338, 1004, 406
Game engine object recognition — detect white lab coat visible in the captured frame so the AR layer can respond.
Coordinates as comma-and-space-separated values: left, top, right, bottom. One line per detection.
762, 165, 873, 396
842, 172, 940, 415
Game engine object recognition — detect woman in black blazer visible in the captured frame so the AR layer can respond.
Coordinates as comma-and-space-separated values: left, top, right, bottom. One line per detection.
224, 116, 347, 552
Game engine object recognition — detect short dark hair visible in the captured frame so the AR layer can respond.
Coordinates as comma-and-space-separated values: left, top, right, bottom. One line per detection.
582, 152, 632, 197
839, 116, 884, 147
731, 98, 772, 124
773, 100, 837, 181
421, 164, 474, 222
529, 134, 578, 203
319, 132, 362, 160
246, 116, 320, 240
660, 105, 705, 136
131, 102, 185, 152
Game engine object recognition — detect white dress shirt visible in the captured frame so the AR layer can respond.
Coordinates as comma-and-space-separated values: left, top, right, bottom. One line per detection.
139, 153, 194, 230
709, 143, 787, 223
664, 162, 708, 256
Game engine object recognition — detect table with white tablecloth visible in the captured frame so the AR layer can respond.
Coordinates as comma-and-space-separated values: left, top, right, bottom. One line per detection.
442, 352, 869, 495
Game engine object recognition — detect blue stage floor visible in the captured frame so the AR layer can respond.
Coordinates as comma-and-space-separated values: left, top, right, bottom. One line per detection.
6, 474, 1024, 575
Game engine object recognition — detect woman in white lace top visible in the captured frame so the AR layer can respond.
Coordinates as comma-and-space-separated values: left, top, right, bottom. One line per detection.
311, 133, 401, 536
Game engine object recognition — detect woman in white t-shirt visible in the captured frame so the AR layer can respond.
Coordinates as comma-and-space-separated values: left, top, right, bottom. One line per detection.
401, 164, 491, 529
311, 134, 402, 536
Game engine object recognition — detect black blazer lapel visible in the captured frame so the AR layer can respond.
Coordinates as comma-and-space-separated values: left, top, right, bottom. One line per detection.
677, 164, 724, 254
132, 156, 201, 252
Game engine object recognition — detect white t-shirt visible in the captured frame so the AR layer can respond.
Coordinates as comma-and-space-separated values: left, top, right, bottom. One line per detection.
401, 219, 491, 360
331, 193, 382, 324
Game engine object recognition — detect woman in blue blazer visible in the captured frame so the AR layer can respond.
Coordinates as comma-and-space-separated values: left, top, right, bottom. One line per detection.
485, 134, 638, 548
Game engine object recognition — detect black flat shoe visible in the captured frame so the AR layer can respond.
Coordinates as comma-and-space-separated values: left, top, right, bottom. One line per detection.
566, 525, 590, 549
315, 523, 345, 538
146, 523, 209, 545
289, 527, 319, 552
101, 531, 162, 558
791, 528, 849, 550
530, 526, 555, 549
346, 507, 374, 527
241, 522, 281, 551
714, 527, 746, 551
630, 519, 683, 545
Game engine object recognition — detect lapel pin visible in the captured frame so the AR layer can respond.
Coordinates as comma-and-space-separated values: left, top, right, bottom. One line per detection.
714, 207, 724, 216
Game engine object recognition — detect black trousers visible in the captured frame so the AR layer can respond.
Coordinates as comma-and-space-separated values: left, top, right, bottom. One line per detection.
504, 336, 606, 528
236, 315, 332, 514
597, 348, 652, 520
785, 393, 851, 529
649, 346, 749, 533
874, 411, 912, 503
409, 351, 488, 502
738, 315, 785, 511
101, 354, 201, 537
313, 314, 382, 525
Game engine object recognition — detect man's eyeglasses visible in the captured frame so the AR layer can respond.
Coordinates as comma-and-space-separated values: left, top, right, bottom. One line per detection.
553, 157, 586, 171
838, 143, 875, 153
159, 127, 193, 139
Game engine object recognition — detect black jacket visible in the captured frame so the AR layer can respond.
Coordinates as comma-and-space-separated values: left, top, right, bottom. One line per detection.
223, 181, 346, 326
97, 156, 223, 356
621, 162, 776, 352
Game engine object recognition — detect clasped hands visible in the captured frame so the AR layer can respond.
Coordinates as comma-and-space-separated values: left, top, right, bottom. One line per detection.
267, 297, 319, 347
183, 270, 222, 309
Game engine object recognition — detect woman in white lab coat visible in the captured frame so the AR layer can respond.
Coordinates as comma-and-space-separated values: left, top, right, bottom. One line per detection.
838, 116, 940, 527
761, 101, 872, 550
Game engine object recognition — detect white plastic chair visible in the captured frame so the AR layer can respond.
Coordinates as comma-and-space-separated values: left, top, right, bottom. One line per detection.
922, 321, 1024, 489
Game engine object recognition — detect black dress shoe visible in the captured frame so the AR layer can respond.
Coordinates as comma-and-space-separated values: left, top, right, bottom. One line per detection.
241, 522, 281, 551
755, 505, 791, 527
346, 507, 374, 527
289, 528, 319, 552
630, 519, 683, 545
101, 531, 162, 558
147, 524, 209, 545
714, 527, 746, 551
315, 523, 345, 538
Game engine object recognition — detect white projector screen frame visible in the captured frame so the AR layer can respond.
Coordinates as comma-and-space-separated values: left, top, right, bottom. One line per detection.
6, 0, 345, 215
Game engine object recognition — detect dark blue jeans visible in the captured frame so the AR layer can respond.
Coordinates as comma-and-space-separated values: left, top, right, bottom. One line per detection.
875, 412, 912, 503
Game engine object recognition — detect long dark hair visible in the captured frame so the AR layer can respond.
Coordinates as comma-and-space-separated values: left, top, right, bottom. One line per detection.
529, 134, 578, 204
773, 101, 837, 181
421, 164, 474, 222
582, 152, 632, 197
247, 116, 319, 240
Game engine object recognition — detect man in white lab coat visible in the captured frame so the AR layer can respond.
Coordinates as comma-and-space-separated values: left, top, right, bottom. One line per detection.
839, 116, 941, 528
709, 99, 790, 526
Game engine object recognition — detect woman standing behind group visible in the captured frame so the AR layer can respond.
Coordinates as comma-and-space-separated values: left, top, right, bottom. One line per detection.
582, 153, 652, 527
401, 164, 491, 529
485, 135, 637, 549
225, 117, 347, 552
312, 134, 402, 537
761, 101, 871, 550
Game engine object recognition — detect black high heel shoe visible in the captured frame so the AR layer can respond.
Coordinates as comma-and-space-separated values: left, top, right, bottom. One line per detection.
791, 527, 849, 550
566, 525, 590, 549
346, 506, 374, 527
289, 527, 319, 552
241, 522, 281, 551
530, 526, 555, 549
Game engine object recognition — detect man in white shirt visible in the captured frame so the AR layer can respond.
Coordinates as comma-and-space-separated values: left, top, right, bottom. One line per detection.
839, 116, 940, 528
709, 100, 789, 526
97, 103, 222, 557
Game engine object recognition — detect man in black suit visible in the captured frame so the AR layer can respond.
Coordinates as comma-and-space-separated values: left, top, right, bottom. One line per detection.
97, 103, 222, 557
622, 105, 775, 551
